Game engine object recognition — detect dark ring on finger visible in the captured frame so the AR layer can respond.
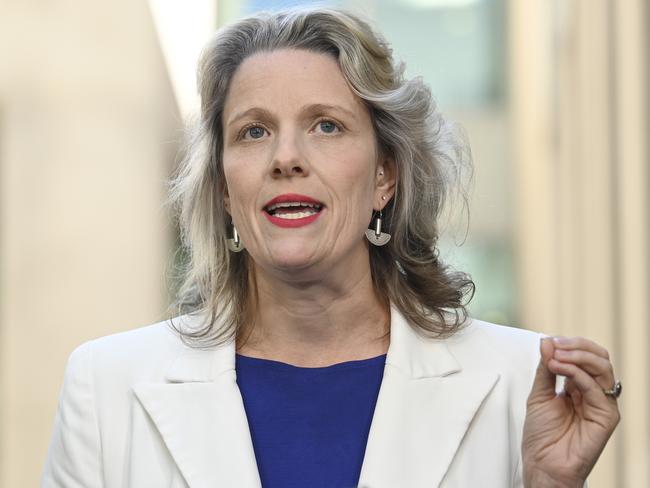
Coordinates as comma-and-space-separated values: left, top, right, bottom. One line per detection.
603, 380, 622, 399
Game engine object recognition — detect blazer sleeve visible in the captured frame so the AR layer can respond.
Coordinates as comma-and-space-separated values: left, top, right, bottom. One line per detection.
41, 341, 104, 488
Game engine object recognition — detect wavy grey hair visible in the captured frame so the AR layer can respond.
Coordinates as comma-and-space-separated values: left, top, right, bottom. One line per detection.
168, 6, 475, 347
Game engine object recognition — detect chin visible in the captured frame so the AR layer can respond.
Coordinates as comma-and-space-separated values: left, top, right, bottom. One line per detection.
259, 242, 325, 274
269, 252, 319, 272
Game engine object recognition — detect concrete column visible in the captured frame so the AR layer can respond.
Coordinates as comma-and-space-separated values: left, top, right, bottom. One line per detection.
509, 0, 648, 485
0, 0, 180, 485
612, 0, 649, 485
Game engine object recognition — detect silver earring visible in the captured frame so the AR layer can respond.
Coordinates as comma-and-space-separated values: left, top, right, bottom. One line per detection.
365, 210, 391, 246
226, 225, 244, 252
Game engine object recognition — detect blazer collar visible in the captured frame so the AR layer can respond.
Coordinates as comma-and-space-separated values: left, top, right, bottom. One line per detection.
133, 307, 499, 488
163, 312, 236, 383
163, 305, 461, 383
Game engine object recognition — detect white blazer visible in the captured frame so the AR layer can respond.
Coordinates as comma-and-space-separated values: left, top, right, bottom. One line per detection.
42, 306, 546, 488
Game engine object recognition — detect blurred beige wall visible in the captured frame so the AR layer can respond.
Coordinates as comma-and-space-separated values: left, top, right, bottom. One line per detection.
0, 0, 181, 486
509, 0, 649, 486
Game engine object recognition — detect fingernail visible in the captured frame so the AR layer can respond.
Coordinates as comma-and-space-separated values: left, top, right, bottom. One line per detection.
553, 336, 569, 345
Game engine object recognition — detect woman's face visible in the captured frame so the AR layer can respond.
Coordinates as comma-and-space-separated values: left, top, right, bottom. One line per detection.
222, 48, 394, 276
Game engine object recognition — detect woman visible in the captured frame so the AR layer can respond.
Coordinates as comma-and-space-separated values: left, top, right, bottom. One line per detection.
42, 7, 620, 488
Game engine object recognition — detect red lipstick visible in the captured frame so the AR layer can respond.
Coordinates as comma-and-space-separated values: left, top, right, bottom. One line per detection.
262, 193, 324, 228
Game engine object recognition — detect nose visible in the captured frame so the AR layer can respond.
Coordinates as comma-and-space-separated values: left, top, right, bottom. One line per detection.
270, 131, 309, 178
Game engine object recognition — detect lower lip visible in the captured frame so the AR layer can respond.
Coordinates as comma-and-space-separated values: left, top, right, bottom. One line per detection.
263, 209, 323, 228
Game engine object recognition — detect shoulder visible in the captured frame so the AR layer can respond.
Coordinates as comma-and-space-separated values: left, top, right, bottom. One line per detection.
447, 317, 543, 356
65, 314, 200, 384
445, 317, 543, 383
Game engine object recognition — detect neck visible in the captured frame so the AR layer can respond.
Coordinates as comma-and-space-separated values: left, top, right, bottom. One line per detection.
236, 249, 390, 367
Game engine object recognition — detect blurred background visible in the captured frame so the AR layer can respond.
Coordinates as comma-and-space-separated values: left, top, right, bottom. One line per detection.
0, 0, 647, 486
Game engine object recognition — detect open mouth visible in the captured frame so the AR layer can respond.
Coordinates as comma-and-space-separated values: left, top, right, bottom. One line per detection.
262, 194, 325, 227
264, 201, 323, 220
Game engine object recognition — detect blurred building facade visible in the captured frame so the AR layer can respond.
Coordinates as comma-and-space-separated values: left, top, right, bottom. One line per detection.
509, 2, 648, 486
0, 0, 182, 485
0, 0, 647, 486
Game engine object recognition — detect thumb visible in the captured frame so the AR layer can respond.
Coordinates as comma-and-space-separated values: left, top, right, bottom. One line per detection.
529, 337, 557, 402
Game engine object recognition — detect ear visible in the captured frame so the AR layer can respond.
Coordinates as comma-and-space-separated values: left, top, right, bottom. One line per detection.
374, 157, 396, 211
223, 190, 232, 216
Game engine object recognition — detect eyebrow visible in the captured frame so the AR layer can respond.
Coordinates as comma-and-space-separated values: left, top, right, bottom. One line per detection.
226, 107, 274, 129
300, 103, 359, 121
225, 103, 359, 128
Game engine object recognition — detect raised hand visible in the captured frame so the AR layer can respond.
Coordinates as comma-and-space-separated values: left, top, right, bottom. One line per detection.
522, 336, 621, 487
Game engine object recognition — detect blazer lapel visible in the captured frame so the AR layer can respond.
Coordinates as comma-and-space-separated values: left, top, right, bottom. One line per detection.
131, 308, 498, 488
132, 315, 261, 488
357, 308, 500, 488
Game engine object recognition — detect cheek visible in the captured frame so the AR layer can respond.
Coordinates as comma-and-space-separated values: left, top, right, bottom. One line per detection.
335, 150, 377, 201
326, 156, 377, 226
222, 156, 259, 214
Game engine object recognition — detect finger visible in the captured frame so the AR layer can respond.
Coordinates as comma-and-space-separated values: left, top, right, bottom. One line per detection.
552, 336, 610, 360
564, 377, 578, 396
553, 348, 615, 390
564, 378, 583, 410
547, 358, 620, 411
529, 337, 558, 402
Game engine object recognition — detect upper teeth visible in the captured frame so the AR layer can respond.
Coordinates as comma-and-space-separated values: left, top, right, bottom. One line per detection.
266, 201, 322, 212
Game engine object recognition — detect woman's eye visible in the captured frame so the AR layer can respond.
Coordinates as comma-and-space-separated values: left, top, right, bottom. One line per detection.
317, 120, 340, 134
242, 126, 266, 140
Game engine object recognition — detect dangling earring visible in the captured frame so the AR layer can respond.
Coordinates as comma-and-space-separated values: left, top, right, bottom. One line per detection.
226, 224, 244, 252
365, 210, 391, 246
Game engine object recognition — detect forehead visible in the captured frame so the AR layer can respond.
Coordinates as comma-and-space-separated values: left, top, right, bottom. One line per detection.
222, 48, 368, 121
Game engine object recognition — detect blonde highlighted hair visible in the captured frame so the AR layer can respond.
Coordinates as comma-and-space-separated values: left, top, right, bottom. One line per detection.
168, 7, 475, 347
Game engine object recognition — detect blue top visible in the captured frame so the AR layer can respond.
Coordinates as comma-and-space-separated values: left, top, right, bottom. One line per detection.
235, 353, 387, 488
